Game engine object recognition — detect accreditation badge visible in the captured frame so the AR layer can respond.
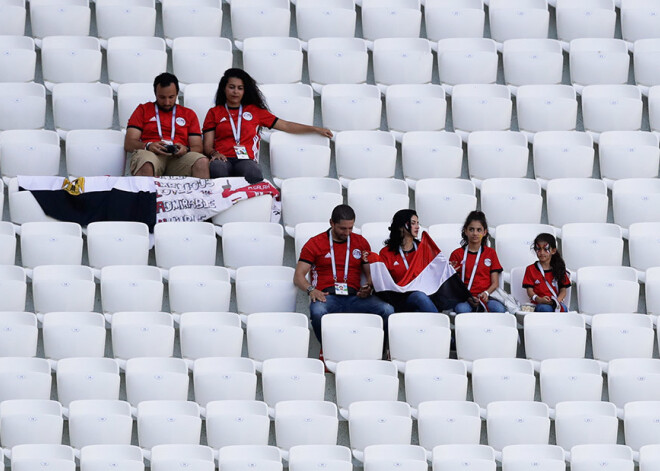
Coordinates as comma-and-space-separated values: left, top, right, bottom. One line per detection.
334, 282, 349, 296
234, 146, 249, 159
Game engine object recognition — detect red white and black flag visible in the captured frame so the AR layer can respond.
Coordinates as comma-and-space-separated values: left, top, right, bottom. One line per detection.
368, 232, 472, 311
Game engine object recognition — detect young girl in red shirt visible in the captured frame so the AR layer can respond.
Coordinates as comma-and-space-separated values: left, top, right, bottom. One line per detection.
523, 233, 570, 312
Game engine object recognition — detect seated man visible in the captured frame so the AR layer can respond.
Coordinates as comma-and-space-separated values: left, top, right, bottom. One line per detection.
294, 204, 395, 342
124, 72, 209, 178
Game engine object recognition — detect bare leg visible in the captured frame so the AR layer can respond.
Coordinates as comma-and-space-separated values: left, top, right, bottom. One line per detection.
134, 162, 155, 176
192, 157, 210, 179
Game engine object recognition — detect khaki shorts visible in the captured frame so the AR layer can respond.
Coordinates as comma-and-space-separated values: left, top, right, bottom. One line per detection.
129, 150, 207, 177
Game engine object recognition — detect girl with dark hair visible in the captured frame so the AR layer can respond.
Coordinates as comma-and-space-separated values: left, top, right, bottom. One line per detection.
377, 209, 439, 312
202, 68, 333, 183
523, 233, 570, 311
449, 211, 506, 313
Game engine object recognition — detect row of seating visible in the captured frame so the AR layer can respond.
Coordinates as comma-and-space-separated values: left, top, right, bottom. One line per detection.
4, 0, 660, 51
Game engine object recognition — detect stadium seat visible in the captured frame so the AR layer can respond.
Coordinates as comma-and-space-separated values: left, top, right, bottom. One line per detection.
58, 358, 120, 407
417, 402, 480, 459
432, 444, 496, 471
598, 131, 659, 188
86, 221, 150, 273
117, 83, 157, 131
168, 267, 232, 315
235, 266, 297, 316
523, 312, 586, 369
428, 223, 464, 254
633, 38, 660, 95
335, 131, 397, 187
0, 312, 37, 357
385, 84, 446, 142
414, 176, 478, 225
546, 178, 609, 232
516, 85, 578, 139
306, 37, 368, 95
485, 401, 550, 452
52, 82, 114, 140
560, 222, 623, 273
555, 0, 616, 51
269, 133, 331, 186
12, 445, 74, 471
471, 359, 536, 415
65, 129, 126, 177
261, 358, 326, 417
0, 35, 35, 82
294, 222, 329, 259
628, 223, 660, 281
29, 0, 91, 47
260, 83, 314, 143
111, 312, 175, 367
205, 400, 269, 449
570, 444, 634, 471
363, 445, 426, 471
623, 401, 660, 454
230, 0, 290, 51
645, 267, 660, 317
360, 0, 422, 48
136, 400, 201, 452
171, 37, 232, 89
125, 357, 189, 408
455, 313, 519, 370
335, 360, 399, 419
242, 37, 303, 85
150, 445, 215, 471
193, 357, 257, 407
218, 445, 282, 471
577, 266, 640, 317
0, 399, 63, 449
569, 38, 630, 94
275, 401, 339, 459
539, 358, 603, 411
425, 0, 485, 44
161, 0, 222, 48
401, 131, 463, 188
0, 83, 46, 131
502, 39, 563, 93
246, 312, 310, 371
79, 444, 144, 471
281, 177, 342, 237
480, 178, 543, 233
288, 445, 352, 471
154, 222, 217, 273
621, 0, 660, 49
500, 444, 566, 471
221, 222, 285, 276
581, 85, 643, 143
436, 38, 498, 95
404, 361, 468, 415
42, 312, 106, 362
451, 84, 512, 141
372, 38, 433, 94
467, 131, 528, 188
32, 265, 94, 314
612, 178, 660, 237
20, 221, 83, 270
95, 0, 156, 49
489, 0, 549, 50
40, 36, 102, 91
388, 313, 451, 373
0, 357, 51, 402
608, 358, 660, 414
0, 129, 60, 180
179, 312, 242, 367
106, 36, 167, 92
347, 178, 410, 228
100, 265, 164, 315
355, 222, 387, 252
295, 0, 356, 48
68, 400, 133, 449
591, 314, 655, 367
321, 84, 382, 132
180, 82, 215, 129
532, 131, 594, 189
494, 223, 556, 282
641, 445, 660, 471
0, 266, 26, 311
321, 313, 384, 373
0, 0, 26, 36
555, 401, 618, 454
347, 401, 412, 462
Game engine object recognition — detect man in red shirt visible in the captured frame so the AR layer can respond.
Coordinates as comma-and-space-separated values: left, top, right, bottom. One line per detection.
294, 204, 395, 341
124, 73, 209, 178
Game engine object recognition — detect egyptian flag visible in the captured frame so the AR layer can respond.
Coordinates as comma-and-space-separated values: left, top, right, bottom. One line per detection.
369, 232, 472, 311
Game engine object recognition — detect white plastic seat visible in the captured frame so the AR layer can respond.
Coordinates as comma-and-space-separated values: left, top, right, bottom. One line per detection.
425, 0, 485, 43
281, 178, 343, 237
613, 178, 660, 237
516, 85, 578, 139
404, 361, 468, 414
436, 38, 498, 95
0, 129, 60, 177
230, 0, 291, 50
418, 402, 480, 458
569, 38, 630, 94
554, 401, 618, 453
125, 357, 188, 408
68, 400, 133, 449
86, 221, 149, 271
523, 312, 586, 369
388, 313, 451, 373
629, 223, 660, 281
401, 132, 463, 188
471, 359, 536, 414
0, 357, 51, 402
532, 131, 594, 189
12, 445, 75, 471
0, 266, 26, 311
645, 267, 660, 316
260, 83, 315, 143
40, 35, 101, 91
467, 131, 528, 188
500, 444, 566, 471
55, 358, 120, 408
288, 445, 352, 471
193, 357, 257, 407
243, 37, 303, 85
633, 39, 660, 95
347, 401, 412, 462
246, 312, 310, 371
269, 133, 331, 185
307, 37, 368, 94
577, 266, 640, 316
118, 83, 157, 130
546, 178, 609, 231
205, 400, 269, 449
179, 312, 241, 367
336, 360, 399, 420
432, 444, 496, 471
640, 444, 660, 471
32, 265, 95, 314
599, 131, 659, 188
0, 83, 46, 130
581, 85, 643, 143
275, 401, 339, 458
539, 358, 603, 411
150, 444, 215, 471
100, 266, 163, 315
0, 312, 37, 357
65, 129, 126, 177
182, 83, 215, 127
570, 444, 634, 471
217, 445, 283, 471
168, 267, 231, 316
0, 223, 15, 266
372, 38, 432, 94
235, 266, 297, 316
261, 358, 326, 418
111, 311, 174, 367
0, 0, 26, 36
347, 178, 410, 228
494, 223, 557, 282
154, 222, 217, 273
480, 178, 543, 231
20, 221, 83, 269
296, 0, 356, 47
8, 177, 55, 225
321, 313, 385, 373
294, 222, 329, 259
79, 444, 144, 471
106, 36, 167, 92
427, 223, 468, 255
172, 37, 232, 89
361, 0, 422, 48
222, 222, 285, 275
363, 444, 427, 471
608, 359, 660, 413
42, 312, 106, 361
488, 0, 549, 49
52, 82, 114, 140
162, 0, 222, 48
556, 0, 616, 50
0, 35, 35, 82
623, 401, 660, 453
455, 313, 519, 370
0, 399, 63, 448
621, 0, 660, 48
29, 0, 90, 46
385, 84, 446, 142
95, 0, 156, 49
136, 401, 201, 451
321, 84, 382, 132
502, 39, 563, 93
451, 84, 512, 142
591, 314, 654, 368
486, 401, 550, 452
335, 131, 397, 187
561, 223, 623, 273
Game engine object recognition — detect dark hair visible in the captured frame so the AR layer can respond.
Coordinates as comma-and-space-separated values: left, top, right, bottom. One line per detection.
331, 204, 355, 223
153, 72, 179, 94
532, 233, 567, 283
460, 210, 489, 248
214, 68, 268, 109
385, 209, 418, 252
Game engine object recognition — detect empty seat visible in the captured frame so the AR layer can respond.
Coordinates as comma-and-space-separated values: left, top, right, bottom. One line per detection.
628, 223, 660, 281
275, 401, 339, 457
230, 0, 290, 49
32, 265, 95, 314
432, 444, 496, 471
640, 444, 660, 471
581, 85, 643, 143
295, 0, 356, 47
347, 178, 409, 228
307, 37, 368, 95
613, 178, 660, 236
218, 445, 283, 471
193, 357, 257, 407
502, 39, 564, 93
125, 357, 188, 408
0, 266, 26, 311
516, 85, 578, 139
260, 83, 315, 142
100, 266, 163, 315
0, 312, 37, 357
168, 267, 231, 315
361, 0, 421, 47
599, 131, 659, 188
269, 133, 331, 185
471, 359, 536, 413
0, 357, 51, 402
621, 0, 660, 48
388, 313, 451, 373
347, 401, 412, 462
161, 0, 222, 48
42, 312, 106, 361
608, 359, 660, 412
540, 358, 603, 411
555, 401, 618, 453
261, 358, 326, 417
485, 401, 550, 452
532, 131, 594, 188
68, 400, 133, 449
0, 83, 46, 130
95, 0, 156, 49
401, 132, 463, 188
560, 223, 623, 273
246, 312, 310, 371
179, 312, 241, 367
500, 444, 566, 471
480, 178, 543, 231
451, 84, 512, 142
280, 177, 343, 237
385, 85, 446, 143
235, 266, 297, 316
65, 129, 126, 177
20, 221, 83, 270
172, 37, 232, 89
56, 357, 120, 408
154, 222, 217, 272
524, 312, 586, 368
86, 221, 149, 271
321, 313, 384, 373
205, 400, 269, 449
404, 361, 468, 414
0, 129, 60, 181
569, 38, 630, 94
556, 0, 616, 50
623, 401, 660, 453
111, 311, 174, 366
372, 38, 433, 93
0, 35, 35, 82
425, 0, 485, 43
335, 131, 397, 187
12, 445, 75, 471
489, 0, 549, 49
592, 314, 654, 367
0, 0, 26, 36
118, 83, 157, 130
150, 444, 215, 471
52, 82, 114, 140
455, 313, 518, 369
570, 444, 634, 471
288, 445, 352, 471
436, 38, 498, 95
136, 401, 201, 451
546, 178, 609, 231
222, 222, 285, 275
81, 445, 143, 471
321, 84, 382, 132
633, 38, 660, 95
336, 360, 399, 419
645, 267, 660, 316
467, 131, 529, 187
40, 36, 102, 91
0, 399, 63, 448
577, 266, 639, 316
418, 402, 481, 458
106, 36, 167, 92
243, 37, 303, 85
30, 0, 90, 46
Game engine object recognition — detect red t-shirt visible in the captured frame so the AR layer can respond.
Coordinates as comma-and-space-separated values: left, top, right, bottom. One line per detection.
523, 263, 571, 302
299, 230, 371, 293
449, 246, 503, 295
203, 104, 278, 161
127, 103, 201, 146
379, 245, 416, 284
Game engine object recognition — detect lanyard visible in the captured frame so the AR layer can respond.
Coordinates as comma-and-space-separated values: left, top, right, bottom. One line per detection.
155, 103, 176, 142
398, 242, 417, 270
225, 104, 243, 145
536, 262, 559, 298
461, 246, 482, 291
329, 232, 350, 282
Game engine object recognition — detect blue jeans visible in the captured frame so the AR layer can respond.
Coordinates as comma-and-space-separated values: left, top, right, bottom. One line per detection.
309, 294, 395, 342
402, 291, 439, 313
535, 302, 568, 312
454, 299, 506, 313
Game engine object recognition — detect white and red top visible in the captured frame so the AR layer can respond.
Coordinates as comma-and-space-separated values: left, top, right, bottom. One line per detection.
128, 103, 201, 146
449, 246, 503, 295
523, 263, 571, 302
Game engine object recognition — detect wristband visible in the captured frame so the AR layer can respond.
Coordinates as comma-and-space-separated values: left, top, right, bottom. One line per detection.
532, 294, 538, 302
145, 142, 151, 151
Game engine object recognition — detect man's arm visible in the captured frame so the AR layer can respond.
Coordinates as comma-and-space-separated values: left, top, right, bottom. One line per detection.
124, 127, 145, 153
357, 261, 374, 298
294, 260, 326, 303
174, 134, 203, 157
